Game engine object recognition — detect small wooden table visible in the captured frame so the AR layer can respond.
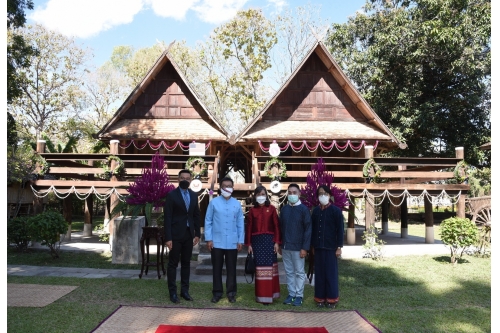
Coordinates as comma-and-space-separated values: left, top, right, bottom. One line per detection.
139, 226, 166, 279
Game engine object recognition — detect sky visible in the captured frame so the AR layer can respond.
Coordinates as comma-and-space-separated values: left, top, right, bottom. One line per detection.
26, 0, 368, 67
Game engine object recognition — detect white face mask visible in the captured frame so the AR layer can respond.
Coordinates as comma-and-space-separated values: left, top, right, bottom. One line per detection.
256, 196, 266, 204
318, 194, 330, 206
221, 187, 233, 198
288, 194, 299, 204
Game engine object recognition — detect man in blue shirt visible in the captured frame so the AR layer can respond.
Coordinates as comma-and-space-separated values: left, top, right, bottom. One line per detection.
205, 176, 245, 303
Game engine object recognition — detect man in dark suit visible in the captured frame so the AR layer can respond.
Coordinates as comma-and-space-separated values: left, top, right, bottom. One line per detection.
164, 169, 201, 304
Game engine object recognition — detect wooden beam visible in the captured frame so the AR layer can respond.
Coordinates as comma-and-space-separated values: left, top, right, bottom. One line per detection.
258, 170, 454, 179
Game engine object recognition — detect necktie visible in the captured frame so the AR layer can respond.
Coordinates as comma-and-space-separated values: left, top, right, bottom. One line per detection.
182, 190, 190, 227
183, 190, 190, 210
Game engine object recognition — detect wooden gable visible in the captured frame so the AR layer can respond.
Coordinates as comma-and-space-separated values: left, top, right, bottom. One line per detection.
235, 42, 405, 150
97, 50, 226, 141
265, 52, 365, 122
121, 62, 205, 120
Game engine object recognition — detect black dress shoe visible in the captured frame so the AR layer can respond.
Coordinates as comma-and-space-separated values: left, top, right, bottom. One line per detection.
326, 302, 337, 308
211, 296, 221, 303
228, 295, 236, 303
170, 294, 180, 304
180, 292, 193, 301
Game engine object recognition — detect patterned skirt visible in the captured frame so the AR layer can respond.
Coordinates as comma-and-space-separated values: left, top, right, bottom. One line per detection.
251, 234, 280, 303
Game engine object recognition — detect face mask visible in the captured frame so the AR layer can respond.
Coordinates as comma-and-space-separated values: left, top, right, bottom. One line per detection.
221, 187, 233, 198
256, 196, 266, 204
179, 180, 190, 189
318, 195, 330, 206
288, 194, 299, 204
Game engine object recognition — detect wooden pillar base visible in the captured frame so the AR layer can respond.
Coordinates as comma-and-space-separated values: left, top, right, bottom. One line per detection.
83, 223, 93, 237
425, 226, 434, 244
346, 227, 356, 245
64, 225, 72, 241
401, 228, 408, 238
382, 221, 389, 235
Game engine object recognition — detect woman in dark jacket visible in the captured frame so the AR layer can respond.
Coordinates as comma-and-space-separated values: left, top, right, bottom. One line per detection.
245, 185, 281, 305
311, 185, 344, 308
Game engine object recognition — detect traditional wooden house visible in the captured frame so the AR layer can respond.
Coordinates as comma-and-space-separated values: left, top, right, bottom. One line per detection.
31, 41, 469, 245
33, 48, 227, 235
226, 41, 468, 244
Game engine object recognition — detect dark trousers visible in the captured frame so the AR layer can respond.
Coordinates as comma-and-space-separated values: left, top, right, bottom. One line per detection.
314, 248, 339, 300
211, 248, 238, 297
167, 228, 193, 296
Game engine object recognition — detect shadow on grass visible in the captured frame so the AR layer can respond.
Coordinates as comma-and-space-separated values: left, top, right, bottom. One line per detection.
432, 255, 472, 264
338, 255, 490, 332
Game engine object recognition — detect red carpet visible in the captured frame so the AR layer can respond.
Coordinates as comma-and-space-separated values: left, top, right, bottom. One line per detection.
155, 325, 328, 333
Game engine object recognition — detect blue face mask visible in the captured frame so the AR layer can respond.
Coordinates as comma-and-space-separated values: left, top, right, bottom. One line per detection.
288, 194, 299, 204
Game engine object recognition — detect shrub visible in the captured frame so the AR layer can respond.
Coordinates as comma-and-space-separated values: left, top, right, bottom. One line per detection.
28, 210, 68, 258
440, 217, 478, 263
362, 225, 386, 260
7, 216, 31, 252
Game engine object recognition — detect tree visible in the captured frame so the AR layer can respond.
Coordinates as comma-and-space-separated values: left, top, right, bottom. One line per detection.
271, 3, 330, 85
109, 43, 166, 87
214, 9, 277, 125
7, 0, 35, 103
326, 0, 491, 166
7, 112, 18, 147
170, 9, 277, 133
7, 24, 90, 140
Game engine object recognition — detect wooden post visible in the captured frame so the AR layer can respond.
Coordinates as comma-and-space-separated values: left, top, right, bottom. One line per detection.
364, 145, 374, 230
455, 147, 466, 218
424, 195, 434, 243
63, 196, 72, 240
401, 195, 408, 238
109, 140, 120, 244
456, 195, 466, 218
83, 160, 94, 237
346, 198, 356, 245
83, 196, 93, 237
33, 140, 46, 215
365, 194, 374, 230
381, 196, 389, 235
104, 198, 110, 233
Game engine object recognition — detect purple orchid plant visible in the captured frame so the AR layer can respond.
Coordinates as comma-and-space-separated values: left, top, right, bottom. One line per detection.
301, 157, 349, 211
113, 151, 175, 226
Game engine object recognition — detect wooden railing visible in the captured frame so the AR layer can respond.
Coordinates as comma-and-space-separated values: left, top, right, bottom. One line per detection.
35, 153, 219, 195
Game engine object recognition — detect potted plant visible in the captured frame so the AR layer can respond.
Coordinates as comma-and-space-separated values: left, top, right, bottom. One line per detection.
110, 151, 175, 264
113, 151, 175, 225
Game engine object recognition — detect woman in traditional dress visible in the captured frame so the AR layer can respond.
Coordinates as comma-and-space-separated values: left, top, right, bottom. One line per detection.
245, 185, 281, 305
311, 185, 344, 308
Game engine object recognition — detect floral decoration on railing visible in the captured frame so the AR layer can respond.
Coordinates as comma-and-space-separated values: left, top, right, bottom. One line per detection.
118, 139, 212, 152
185, 156, 208, 177
263, 157, 287, 180
101, 155, 125, 180
258, 140, 378, 154
362, 158, 383, 183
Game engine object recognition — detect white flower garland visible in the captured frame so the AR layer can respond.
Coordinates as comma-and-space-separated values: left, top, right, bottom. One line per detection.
31, 186, 461, 210
30, 185, 128, 202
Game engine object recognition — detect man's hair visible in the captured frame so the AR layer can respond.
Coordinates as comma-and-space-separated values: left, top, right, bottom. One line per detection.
178, 169, 192, 177
288, 183, 300, 192
219, 176, 234, 187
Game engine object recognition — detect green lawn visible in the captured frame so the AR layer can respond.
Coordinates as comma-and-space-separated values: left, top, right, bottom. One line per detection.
7, 251, 491, 333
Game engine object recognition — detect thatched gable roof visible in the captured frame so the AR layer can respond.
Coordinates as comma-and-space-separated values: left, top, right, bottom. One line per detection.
235, 41, 406, 150
96, 47, 227, 141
